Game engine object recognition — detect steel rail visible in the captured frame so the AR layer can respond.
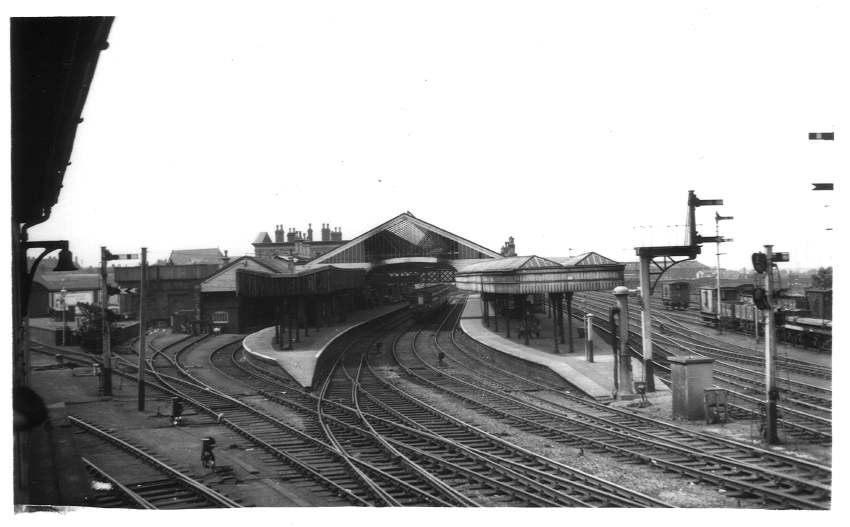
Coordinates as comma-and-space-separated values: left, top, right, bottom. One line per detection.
229, 318, 661, 507
570, 297, 833, 441
580, 308, 833, 442
81, 457, 157, 509
70, 416, 242, 508
396, 306, 829, 509
445, 305, 832, 482
163, 318, 466, 507
145, 338, 377, 506
577, 292, 831, 379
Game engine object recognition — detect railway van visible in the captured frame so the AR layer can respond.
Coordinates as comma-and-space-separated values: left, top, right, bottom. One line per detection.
408, 284, 452, 319
661, 282, 690, 310
699, 285, 753, 326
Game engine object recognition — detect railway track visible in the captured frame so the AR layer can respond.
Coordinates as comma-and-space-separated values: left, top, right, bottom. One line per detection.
70, 415, 242, 509
652, 308, 831, 380
29, 306, 831, 508
212, 316, 663, 506
390, 301, 830, 509
580, 291, 831, 381
145, 334, 390, 506
570, 294, 832, 443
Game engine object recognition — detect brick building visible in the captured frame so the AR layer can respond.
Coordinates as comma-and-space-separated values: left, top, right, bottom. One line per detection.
115, 263, 221, 326
253, 223, 347, 260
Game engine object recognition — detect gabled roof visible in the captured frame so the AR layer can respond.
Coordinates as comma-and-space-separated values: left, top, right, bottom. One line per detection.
201, 256, 300, 293
455, 255, 562, 274
202, 256, 295, 285
253, 232, 271, 244
306, 212, 500, 267
169, 248, 224, 265
547, 252, 621, 267
35, 273, 109, 291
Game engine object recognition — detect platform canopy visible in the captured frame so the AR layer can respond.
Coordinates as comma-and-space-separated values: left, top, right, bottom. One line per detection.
305, 212, 500, 270
455, 252, 624, 295
236, 265, 366, 297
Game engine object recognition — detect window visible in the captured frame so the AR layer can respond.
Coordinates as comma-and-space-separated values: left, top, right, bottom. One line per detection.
211, 311, 229, 324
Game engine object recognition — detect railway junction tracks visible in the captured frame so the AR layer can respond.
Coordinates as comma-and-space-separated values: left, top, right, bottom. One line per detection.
571, 293, 832, 443
618, 292, 830, 381
71, 415, 242, 509
202, 315, 660, 506
390, 302, 830, 509
29, 301, 831, 508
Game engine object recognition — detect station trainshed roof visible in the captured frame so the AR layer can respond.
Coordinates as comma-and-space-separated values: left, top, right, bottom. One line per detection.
236, 265, 366, 297
305, 212, 501, 269
455, 252, 624, 295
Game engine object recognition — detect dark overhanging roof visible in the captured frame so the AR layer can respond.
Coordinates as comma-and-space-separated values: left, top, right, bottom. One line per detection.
235, 265, 366, 297
11, 16, 114, 229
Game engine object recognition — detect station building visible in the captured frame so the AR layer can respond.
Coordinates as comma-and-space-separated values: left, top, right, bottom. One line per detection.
199, 255, 293, 333
253, 222, 347, 260
224, 212, 502, 334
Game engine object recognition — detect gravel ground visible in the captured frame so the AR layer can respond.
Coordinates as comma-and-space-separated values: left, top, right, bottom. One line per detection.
378, 369, 745, 508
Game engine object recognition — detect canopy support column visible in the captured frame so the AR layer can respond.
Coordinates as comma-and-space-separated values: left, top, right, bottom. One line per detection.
566, 292, 574, 353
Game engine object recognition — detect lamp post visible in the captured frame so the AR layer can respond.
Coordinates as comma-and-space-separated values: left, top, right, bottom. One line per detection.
714, 213, 733, 333
59, 288, 68, 346
16, 239, 78, 388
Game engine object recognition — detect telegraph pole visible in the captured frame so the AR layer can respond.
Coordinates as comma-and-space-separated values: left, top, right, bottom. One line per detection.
137, 247, 147, 411
714, 213, 734, 333
100, 246, 113, 396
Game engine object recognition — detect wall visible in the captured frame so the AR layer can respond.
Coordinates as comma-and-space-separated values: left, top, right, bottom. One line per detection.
200, 292, 242, 333
115, 264, 220, 323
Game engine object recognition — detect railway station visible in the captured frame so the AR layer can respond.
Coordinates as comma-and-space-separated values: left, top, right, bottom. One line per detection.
11, 16, 836, 513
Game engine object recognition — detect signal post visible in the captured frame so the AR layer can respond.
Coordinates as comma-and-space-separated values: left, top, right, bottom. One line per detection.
100, 247, 140, 397
138, 247, 147, 411
752, 246, 789, 444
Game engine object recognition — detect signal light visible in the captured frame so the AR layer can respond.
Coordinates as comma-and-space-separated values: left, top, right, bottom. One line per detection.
753, 288, 770, 310
752, 252, 768, 274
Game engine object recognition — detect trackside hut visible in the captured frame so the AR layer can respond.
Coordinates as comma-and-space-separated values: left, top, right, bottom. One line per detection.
234, 265, 366, 334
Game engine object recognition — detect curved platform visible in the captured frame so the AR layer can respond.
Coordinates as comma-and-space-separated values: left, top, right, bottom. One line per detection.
242, 303, 408, 388
459, 295, 667, 401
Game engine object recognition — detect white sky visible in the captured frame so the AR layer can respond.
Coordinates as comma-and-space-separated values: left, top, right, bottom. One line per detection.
10, 1, 849, 270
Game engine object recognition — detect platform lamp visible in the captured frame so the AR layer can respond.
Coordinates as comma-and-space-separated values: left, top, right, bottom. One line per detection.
17, 240, 78, 387
20, 240, 79, 318
59, 288, 68, 346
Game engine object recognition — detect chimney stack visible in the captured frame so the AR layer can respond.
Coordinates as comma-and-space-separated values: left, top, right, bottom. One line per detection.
307, 223, 313, 242
221, 249, 230, 266
500, 236, 516, 257
274, 224, 284, 243
321, 223, 331, 241
286, 228, 296, 243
